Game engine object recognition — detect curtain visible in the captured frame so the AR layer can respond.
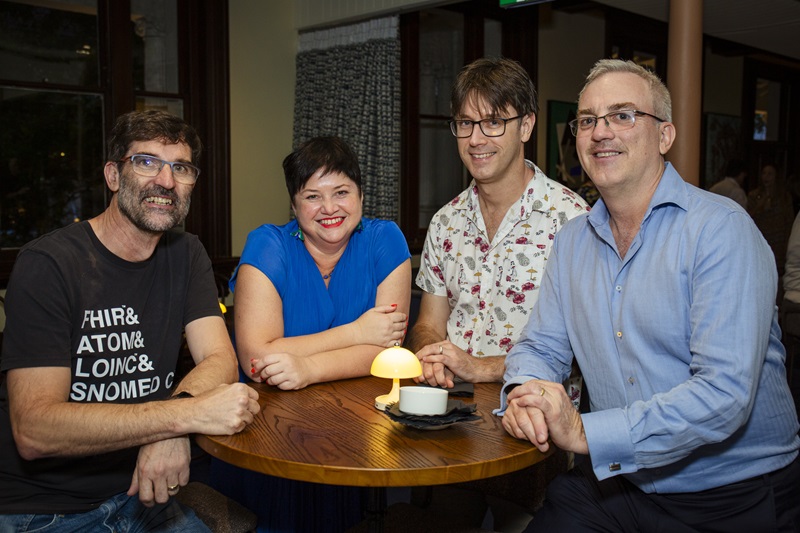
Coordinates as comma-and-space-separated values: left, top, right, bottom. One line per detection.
293, 16, 400, 221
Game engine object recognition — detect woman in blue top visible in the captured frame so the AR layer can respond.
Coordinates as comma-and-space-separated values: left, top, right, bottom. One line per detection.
214, 136, 411, 532
233, 136, 411, 389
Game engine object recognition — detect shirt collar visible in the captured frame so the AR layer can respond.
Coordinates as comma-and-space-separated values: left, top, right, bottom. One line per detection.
587, 161, 688, 229
456, 160, 559, 221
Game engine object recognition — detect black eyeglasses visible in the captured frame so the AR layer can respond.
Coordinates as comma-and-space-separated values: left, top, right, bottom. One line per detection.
569, 110, 665, 136
448, 115, 523, 138
118, 154, 200, 184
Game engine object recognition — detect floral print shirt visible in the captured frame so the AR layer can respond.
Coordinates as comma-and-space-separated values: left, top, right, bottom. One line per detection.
416, 161, 588, 357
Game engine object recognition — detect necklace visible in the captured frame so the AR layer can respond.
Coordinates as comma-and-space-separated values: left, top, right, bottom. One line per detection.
322, 266, 334, 280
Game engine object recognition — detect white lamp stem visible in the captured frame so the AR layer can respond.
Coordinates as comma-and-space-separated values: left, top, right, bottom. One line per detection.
374, 378, 401, 411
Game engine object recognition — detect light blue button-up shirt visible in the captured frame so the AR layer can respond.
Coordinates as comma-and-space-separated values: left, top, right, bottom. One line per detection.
502, 162, 799, 493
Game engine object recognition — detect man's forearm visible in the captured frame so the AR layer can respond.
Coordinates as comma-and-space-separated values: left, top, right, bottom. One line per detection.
175, 350, 238, 395
473, 355, 506, 383
180, 316, 240, 394
405, 322, 443, 352
12, 396, 196, 460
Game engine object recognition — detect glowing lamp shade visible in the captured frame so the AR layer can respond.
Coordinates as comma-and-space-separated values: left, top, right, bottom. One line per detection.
370, 346, 423, 410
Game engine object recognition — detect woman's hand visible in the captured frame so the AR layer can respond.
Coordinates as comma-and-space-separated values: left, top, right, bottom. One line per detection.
352, 305, 408, 347
250, 353, 314, 390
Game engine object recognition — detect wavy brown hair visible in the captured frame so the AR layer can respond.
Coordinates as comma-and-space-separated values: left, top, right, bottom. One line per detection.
450, 57, 538, 118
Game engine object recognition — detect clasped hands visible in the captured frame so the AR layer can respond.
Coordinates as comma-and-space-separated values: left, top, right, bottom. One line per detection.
502, 379, 588, 455
414, 340, 476, 388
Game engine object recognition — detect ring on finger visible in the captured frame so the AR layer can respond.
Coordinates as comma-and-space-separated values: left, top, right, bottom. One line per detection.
168, 484, 180, 493
539, 387, 546, 397
439, 344, 443, 354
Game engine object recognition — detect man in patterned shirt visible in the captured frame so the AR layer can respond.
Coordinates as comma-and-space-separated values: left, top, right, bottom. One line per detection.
408, 57, 587, 388
405, 57, 588, 530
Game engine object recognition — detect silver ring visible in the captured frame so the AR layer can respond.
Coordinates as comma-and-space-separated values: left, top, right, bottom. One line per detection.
439, 345, 443, 354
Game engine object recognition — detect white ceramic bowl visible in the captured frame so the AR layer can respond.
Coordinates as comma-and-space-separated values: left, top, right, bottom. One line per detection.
399, 386, 448, 416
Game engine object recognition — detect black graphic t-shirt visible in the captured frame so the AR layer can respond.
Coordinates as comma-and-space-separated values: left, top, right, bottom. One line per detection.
0, 221, 220, 513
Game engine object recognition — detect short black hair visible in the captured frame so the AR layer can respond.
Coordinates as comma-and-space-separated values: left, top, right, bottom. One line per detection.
282, 136, 361, 201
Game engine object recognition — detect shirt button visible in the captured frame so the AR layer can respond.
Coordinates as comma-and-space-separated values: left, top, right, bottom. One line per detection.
628, 377, 635, 384
616, 331, 623, 338
615, 285, 622, 292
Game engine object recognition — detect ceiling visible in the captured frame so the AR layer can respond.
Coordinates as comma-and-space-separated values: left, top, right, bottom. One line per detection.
592, 0, 800, 61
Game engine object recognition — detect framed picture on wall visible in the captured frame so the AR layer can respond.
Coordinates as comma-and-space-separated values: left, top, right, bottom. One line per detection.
702, 112, 742, 190
546, 100, 582, 191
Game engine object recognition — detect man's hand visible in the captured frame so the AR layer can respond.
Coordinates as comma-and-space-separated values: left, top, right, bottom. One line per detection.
250, 353, 314, 390
188, 382, 261, 435
414, 341, 459, 387
414, 341, 504, 387
502, 379, 588, 455
128, 437, 190, 506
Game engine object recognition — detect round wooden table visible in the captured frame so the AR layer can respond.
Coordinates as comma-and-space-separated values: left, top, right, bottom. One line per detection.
196, 376, 552, 488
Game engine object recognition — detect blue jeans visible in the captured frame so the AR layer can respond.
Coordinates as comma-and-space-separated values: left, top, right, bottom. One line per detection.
0, 492, 211, 533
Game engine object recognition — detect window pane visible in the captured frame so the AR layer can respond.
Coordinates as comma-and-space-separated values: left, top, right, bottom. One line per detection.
0, 87, 104, 248
754, 78, 781, 142
131, 0, 179, 93
419, 9, 463, 116
419, 8, 464, 229
419, 117, 465, 228
0, 0, 99, 86
485, 18, 502, 57
136, 95, 183, 117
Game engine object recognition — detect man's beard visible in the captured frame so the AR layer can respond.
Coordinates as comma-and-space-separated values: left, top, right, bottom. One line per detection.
116, 171, 191, 233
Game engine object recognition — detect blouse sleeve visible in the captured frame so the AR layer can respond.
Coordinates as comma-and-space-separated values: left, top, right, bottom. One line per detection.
230, 225, 289, 298
369, 220, 411, 285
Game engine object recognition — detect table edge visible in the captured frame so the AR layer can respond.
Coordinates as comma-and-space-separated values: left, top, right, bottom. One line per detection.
196, 432, 553, 488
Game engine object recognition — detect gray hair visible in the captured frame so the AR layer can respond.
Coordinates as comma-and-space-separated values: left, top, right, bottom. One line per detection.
578, 59, 672, 122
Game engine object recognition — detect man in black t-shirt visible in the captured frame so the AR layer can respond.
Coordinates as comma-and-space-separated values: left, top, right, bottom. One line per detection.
0, 110, 260, 532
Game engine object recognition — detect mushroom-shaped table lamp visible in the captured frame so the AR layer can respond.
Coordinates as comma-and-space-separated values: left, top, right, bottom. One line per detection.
370, 346, 423, 411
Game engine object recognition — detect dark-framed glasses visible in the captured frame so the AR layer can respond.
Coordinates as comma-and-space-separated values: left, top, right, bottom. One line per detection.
448, 115, 523, 138
569, 110, 665, 136
119, 154, 200, 184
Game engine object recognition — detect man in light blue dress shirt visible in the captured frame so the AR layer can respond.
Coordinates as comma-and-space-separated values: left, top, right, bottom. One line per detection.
500, 59, 799, 531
